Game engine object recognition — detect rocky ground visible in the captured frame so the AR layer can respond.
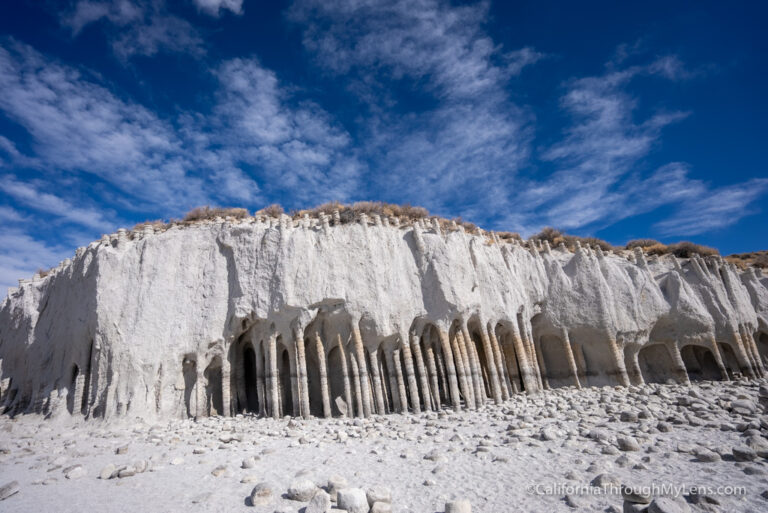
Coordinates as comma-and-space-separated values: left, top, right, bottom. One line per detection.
2, 380, 768, 513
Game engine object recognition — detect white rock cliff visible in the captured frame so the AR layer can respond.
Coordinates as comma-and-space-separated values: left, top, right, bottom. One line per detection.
1, 213, 767, 421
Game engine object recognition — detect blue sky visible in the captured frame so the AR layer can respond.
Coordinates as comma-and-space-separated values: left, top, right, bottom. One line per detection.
0, 0, 766, 293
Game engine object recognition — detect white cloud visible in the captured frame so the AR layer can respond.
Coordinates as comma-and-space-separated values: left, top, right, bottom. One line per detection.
289, 0, 531, 102
0, 230, 72, 294
0, 177, 114, 231
0, 41, 212, 209
61, 0, 204, 59
207, 58, 363, 203
654, 178, 768, 236
193, 0, 243, 16
289, 0, 537, 218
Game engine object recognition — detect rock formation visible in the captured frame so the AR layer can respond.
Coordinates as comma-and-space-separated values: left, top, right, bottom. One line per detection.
1, 210, 767, 421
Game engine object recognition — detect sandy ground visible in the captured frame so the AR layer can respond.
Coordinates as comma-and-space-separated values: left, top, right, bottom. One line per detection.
2, 380, 768, 513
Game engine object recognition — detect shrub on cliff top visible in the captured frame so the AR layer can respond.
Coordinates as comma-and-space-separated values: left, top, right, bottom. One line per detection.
184, 206, 249, 222
626, 239, 662, 249
531, 227, 614, 251
255, 204, 284, 217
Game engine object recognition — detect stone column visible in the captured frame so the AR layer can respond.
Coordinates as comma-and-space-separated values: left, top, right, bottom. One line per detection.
268, 333, 279, 419
740, 326, 764, 377
313, 332, 331, 417
480, 321, 501, 404
288, 347, 300, 417
560, 328, 582, 389
502, 334, 521, 394
336, 335, 353, 417
401, 334, 422, 413
221, 357, 231, 417
607, 337, 631, 387
665, 342, 691, 385
510, 318, 537, 393
255, 340, 266, 416
572, 342, 588, 385
384, 349, 402, 412
411, 333, 433, 411
624, 346, 644, 386
72, 372, 86, 416
521, 319, 543, 390
424, 340, 441, 410
454, 330, 476, 408
293, 326, 310, 419
731, 330, 756, 378
532, 336, 549, 390
708, 336, 730, 381
351, 323, 372, 417
196, 362, 205, 417
436, 329, 462, 411
487, 324, 510, 400
449, 330, 473, 409
460, 322, 485, 407
348, 349, 364, 418
392, 348, 408, 413
368, 348, 386, 415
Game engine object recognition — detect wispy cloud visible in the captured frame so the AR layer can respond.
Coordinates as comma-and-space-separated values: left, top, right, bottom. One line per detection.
193, 0, 243, 17
289, 0, 538, 218
0, 230, 72, 293
61, 0, 204, 59
654, 178, 768, 236
0, 177, 114, 231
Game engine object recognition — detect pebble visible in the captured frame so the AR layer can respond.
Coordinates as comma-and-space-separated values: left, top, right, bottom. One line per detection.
366, 486, 392, 505
287, 478, 317, 501
445, 499, 472, 513
249, 482, 274, 506
647, 496, 691, 513
617, 436, 640, 451
65, 466, 87, 480
0, 481, 20, 501
99, 464, 116, 479
732, 445, 757, 461
305, 489, 331, 513
337, 488, 369, 513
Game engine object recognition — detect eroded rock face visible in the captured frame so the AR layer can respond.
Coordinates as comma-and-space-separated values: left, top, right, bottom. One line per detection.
0, 214, 767, 421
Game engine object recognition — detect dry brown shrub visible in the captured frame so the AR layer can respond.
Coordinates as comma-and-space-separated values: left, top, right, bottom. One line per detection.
255, 204, 284, 218
184, 206, 249, 222
667, 241, 719, 258
496, 231, 522, 242
644, 243, 669, 256
132, 219, 169, 232
36, 268, 51, 278
626, 239, 662, 249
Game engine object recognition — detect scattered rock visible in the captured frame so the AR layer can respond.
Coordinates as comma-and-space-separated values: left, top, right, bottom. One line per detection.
693, 448, 720, 463
445, 499, 472, 513
366, 486, 392, 506
370, 502, 393, 513
211, 465, 228, 477
249, 482, 274, 507
0, 481, 20, 501
337, 488, 369, 513
617, 436, 640, 451
732, 445, 757, 462
306, 489, 331, 513
241, 456, 257, 469
327, 475, 348, 501
99, 464, 116, 480
65, 466, 87, 480
621, 484, 651, 504
287, 478, 317, 502
647, 496, 691, 513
